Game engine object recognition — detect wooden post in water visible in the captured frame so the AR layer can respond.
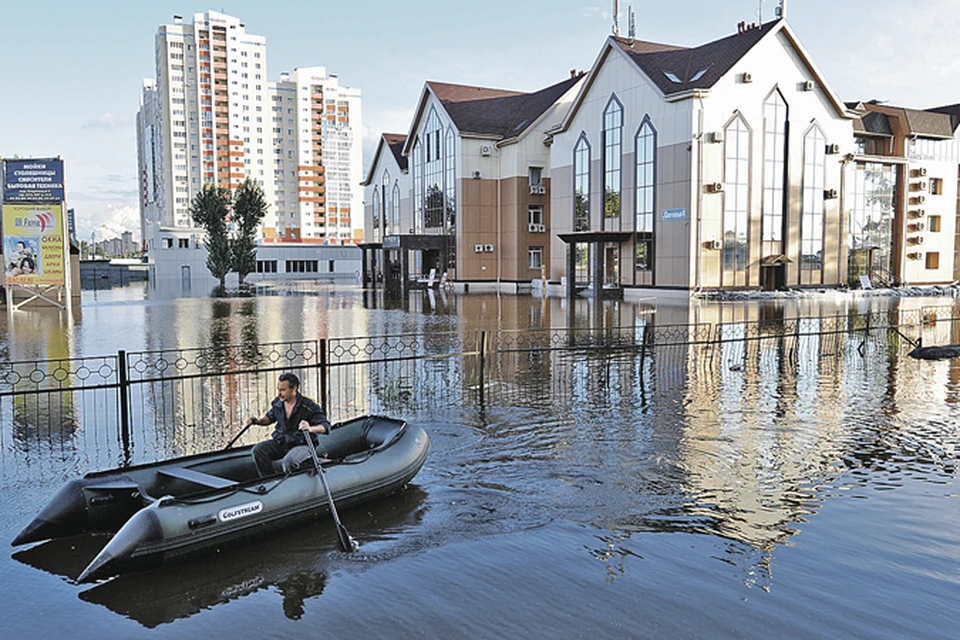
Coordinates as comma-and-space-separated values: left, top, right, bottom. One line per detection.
478, 331, 486, 407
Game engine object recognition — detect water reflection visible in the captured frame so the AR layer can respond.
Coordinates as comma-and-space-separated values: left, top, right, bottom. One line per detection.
13, 485, 427, 627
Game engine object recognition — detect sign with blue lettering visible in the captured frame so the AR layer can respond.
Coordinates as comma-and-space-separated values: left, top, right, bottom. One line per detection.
3, 158, 65, 203
661, 207, 686, 221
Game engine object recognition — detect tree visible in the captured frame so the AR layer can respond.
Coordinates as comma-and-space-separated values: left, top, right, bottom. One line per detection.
231, 179, 268, 286
190, 183, 232, 288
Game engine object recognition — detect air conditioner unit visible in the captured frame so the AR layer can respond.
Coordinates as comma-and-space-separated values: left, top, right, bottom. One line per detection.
913, 195, 927, 204
825, 143, 841, 155
910, 236, 925, 245
537, 185, 546, 194
484, 244, 495, 252
473, 170, 482, 179
823, 188, 838, 199
707, 182, 724, 193
709, 131, 724, 143
910, 222, 926, 232
741, 72, 753, 84
474, 244, 484, 253
913, 209, 927, 218
912, 167, 929, 177
529, 184, 539, 195
536, 223, 546, 232
801, 80, 815, 91
705, 239, 722, 250
528, 223, 539, 233
915, 181, 928, 191
480, 144, 492, 156
907, 252, 923, 260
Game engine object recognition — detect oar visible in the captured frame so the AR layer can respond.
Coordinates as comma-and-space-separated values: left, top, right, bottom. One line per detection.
304, 428, 357, 552
223, 419, 255, 450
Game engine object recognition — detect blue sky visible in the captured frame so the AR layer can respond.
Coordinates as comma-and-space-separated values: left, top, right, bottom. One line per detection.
1, 0, 957, 242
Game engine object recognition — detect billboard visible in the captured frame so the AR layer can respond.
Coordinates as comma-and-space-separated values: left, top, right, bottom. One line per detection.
3, 204, 67, 286
3, 158, 65, 203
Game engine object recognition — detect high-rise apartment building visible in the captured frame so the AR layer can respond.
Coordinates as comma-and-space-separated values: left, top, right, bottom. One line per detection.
137, 10, 363, 270
268, 67, 362, 243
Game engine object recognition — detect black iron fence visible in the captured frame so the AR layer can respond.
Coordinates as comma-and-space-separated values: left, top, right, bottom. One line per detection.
2, 306, 958, 489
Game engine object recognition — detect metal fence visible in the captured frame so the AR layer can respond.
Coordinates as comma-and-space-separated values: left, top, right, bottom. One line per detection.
2, 306, 958, 489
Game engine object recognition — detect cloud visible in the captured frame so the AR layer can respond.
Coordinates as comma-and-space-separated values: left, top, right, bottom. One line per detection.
75, 203, 141, 242
82, 113, 132, 132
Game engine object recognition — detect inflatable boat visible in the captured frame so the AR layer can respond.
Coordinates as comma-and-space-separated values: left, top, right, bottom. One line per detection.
11, 415, 428, 582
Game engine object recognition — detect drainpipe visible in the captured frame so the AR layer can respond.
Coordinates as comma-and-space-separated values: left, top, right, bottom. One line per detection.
497, 143, 502, 296
694, 92, 705, 292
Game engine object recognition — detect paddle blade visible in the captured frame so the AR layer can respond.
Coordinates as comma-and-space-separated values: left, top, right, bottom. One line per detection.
337, 524, 358, 552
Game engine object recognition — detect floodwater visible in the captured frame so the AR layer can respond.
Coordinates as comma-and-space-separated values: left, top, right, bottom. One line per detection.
1, 281, 959, 639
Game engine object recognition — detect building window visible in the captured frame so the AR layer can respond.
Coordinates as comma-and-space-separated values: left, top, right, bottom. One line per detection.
635, 116, 656, 271
412, 138, 422, 232
602, 96, 623, 221
762, 89, 788, 244
163, 237, 174, 249
801, 125, 826, 272
372, 187, 381, 243
528, 205, 543, 225
285, 260, 318, 273
724, 115, 751, 272
847, 162, 896, 282
573, 133, 590, 232
929, 215, 942, 232
528, 166, 542, 186
256, 260, 277, 273
445, 126, 456, 235
423, 109, 444, 231
528, 246, 543, 269
178, 238, 190, 249
392, 182, 401, 234
930, 177, 943, 195
926, 252, 940, 269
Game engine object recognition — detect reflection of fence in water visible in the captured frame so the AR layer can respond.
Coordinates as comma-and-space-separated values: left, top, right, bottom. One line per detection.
3, 308, 960, 488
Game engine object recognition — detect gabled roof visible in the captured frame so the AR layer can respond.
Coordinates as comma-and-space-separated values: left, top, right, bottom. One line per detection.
402, 74, 584, 154
858, 102, 956, 140
928, 103, 960, 132
560, 19, 849, 133
361, 133, 408, 186
610, 21, 776, 96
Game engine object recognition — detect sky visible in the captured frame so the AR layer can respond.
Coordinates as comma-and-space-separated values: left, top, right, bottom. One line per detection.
1, 0, 958, 243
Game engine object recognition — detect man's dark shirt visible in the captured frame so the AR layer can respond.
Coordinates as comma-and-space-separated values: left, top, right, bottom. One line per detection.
265, 393, 330, 449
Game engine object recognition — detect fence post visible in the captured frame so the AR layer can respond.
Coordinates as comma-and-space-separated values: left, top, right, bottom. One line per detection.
319, 338, 328, 415
478, 331, 486, 407
117, 350, 131, 461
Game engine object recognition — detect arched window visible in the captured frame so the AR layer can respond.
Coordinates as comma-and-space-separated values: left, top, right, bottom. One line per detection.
423, 109, 444, 230
602, 96, 623, 223
392, 182, 401, 235
371, 187, 381, 243
574, 133, 591, 232
724, 115, 751, 272
381, 168, 390, 237
635, 117, 656, 270
445, 127, 456, 233
412, 137, 423, 232
762, 89, 788, 244
801, 125, 826, 274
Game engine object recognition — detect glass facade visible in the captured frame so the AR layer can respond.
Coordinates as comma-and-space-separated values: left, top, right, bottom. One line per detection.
801, 126, 826, 273
422, 109, 444, 231
847, 162, 896, 282
635, 117, 655, 271
391, 182, 400, 235
602, 97, 623, 223
724, 116, 751, 273
762, 90, 788, 244
574, 133, 591, 232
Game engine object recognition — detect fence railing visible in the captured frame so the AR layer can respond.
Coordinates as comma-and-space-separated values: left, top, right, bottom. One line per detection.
1, 307, 958, 489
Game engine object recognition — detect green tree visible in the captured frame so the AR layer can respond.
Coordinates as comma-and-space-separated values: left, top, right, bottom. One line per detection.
231, 178, 268, 286
190, 183, 232, 288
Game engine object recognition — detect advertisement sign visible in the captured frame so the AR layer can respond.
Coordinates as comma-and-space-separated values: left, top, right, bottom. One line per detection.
3, 158, 65, 203
3, 204, 66, 286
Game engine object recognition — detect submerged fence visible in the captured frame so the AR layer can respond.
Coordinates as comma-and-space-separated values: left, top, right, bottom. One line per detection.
2, 306, 958, 488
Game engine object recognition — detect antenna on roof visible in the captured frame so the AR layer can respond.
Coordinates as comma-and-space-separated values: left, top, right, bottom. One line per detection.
756, 0, 766, 23
628, 5, 636, 39
775, 0, 787, 19
612, 0, 620, 36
